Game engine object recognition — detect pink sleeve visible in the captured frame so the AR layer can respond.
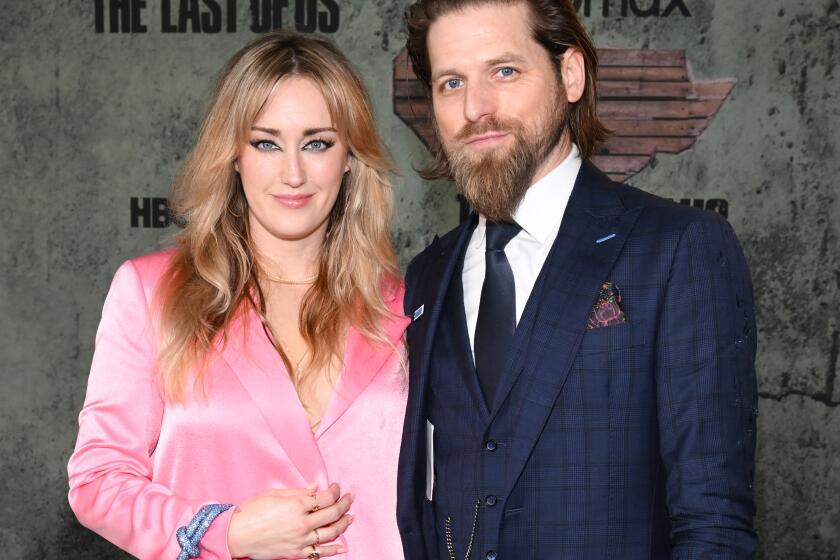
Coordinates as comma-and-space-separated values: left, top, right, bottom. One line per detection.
67, 260, 235, 560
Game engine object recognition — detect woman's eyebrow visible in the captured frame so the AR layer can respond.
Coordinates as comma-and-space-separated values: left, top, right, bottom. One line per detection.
302, 127, 337, 136
251, 126, 280, 136
250, 126, 337, 136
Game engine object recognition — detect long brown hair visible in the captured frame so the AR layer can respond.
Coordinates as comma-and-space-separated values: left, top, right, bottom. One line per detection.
155, 31, 399, 401
405, 0, 609, 169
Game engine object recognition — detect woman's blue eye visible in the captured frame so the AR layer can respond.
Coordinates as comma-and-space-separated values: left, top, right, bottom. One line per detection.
305, 139, 333, 152
252, 140, 278, 151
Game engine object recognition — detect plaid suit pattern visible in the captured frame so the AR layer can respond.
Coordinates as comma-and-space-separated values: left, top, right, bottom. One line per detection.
398, 162, 758, 560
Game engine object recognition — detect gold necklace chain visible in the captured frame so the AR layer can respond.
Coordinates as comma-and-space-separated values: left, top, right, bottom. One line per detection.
260, 273, 318, 285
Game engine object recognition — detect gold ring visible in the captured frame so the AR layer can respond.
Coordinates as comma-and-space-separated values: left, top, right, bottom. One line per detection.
313, 528, 321, 546
309, 492, 321, 512
308, 546, 320, 559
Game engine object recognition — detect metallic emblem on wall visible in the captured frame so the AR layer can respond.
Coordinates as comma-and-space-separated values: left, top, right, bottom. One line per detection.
392, 48, 735, 183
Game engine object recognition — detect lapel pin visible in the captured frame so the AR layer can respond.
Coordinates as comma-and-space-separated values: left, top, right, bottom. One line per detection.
413, 304, 425, 321
596, 233, 617, 244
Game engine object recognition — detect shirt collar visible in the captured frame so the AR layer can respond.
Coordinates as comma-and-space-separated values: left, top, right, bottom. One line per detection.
512, 143, 582, 244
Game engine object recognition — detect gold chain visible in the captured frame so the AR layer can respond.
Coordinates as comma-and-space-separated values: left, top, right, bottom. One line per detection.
445, 499, 480, 560
260, 273, 318, 285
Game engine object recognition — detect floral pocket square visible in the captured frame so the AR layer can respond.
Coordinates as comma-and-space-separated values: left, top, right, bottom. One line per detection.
587, 281, 627, 329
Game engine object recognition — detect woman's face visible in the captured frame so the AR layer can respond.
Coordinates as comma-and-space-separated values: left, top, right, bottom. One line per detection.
237, 77, 350, 247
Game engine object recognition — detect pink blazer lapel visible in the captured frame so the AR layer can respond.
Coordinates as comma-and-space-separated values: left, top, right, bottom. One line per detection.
218, 309, 329, 487
315, 286, 411, 438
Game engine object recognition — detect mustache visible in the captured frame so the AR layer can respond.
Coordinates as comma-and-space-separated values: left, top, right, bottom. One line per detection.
454, 116, 521, 143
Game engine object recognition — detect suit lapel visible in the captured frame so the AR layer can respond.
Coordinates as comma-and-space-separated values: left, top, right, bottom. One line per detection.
491, 163, 643, 492
218, 308, 328, 487
407, 217, 477, 404
447, 259, 492, 420
401, 218, 477, 503
316, 296, 410, 438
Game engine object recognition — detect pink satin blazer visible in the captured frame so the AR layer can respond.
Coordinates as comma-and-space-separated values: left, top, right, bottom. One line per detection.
68, 250, 410, 559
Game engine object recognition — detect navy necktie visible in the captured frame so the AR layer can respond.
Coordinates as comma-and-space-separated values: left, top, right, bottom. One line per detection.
474, 220, 521, 407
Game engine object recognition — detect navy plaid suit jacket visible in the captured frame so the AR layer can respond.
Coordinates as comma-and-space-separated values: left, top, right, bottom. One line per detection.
397, 162, 758, 559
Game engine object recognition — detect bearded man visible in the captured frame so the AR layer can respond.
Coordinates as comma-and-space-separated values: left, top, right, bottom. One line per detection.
396, 1, 759, 559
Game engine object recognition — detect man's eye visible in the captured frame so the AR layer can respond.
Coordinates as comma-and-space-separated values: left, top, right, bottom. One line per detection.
498, 67, 516, 78
443, 78, 462, 90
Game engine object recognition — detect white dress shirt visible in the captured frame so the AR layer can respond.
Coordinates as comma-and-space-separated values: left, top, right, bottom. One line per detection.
462, 144, 582, 355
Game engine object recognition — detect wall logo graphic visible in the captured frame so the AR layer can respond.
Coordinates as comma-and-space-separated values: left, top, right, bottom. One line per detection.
93, 0, 341, 34
392, 48, 735, 184
573, 0, 691, 18
130, 197, 173, 228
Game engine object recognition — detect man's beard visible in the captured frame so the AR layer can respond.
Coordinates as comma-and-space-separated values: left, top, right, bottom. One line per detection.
441, 98, 568, 223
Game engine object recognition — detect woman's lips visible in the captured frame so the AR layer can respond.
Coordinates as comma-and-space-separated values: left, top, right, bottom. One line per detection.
273, 193, 315, 208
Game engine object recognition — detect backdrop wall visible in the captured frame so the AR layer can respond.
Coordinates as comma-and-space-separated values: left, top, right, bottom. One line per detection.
1, 0, 838, 557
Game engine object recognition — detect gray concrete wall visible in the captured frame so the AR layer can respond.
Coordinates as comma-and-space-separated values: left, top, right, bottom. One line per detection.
0, 0, 837, 557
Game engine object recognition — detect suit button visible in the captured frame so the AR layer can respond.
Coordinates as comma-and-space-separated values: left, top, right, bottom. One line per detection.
485, 440, 497, 451
485, 495, 498, 506
485, 551, 498, 560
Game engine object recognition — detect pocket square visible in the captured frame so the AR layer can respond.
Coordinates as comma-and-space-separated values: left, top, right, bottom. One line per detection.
587, 281, 627, 329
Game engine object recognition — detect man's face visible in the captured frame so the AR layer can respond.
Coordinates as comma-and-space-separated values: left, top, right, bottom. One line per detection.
427, 1, 569, 221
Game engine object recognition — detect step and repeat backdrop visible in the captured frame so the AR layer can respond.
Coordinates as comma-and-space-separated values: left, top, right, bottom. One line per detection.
1, 0, 838, 557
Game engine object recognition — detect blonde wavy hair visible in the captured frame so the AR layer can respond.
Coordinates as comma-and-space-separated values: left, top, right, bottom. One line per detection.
155, 31, 399, 401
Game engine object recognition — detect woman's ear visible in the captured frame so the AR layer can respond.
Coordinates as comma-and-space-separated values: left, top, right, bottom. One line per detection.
560, 48, 586, 104
234, 159, 240, 173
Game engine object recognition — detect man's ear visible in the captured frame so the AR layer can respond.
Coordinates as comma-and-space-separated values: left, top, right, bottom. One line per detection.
560, 48, 586, 103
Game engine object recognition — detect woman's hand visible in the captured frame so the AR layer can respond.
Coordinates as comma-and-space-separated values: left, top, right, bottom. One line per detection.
227, 483, 354, 559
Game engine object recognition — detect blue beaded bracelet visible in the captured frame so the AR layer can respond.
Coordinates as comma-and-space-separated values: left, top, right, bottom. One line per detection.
175, 503, 234, 560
